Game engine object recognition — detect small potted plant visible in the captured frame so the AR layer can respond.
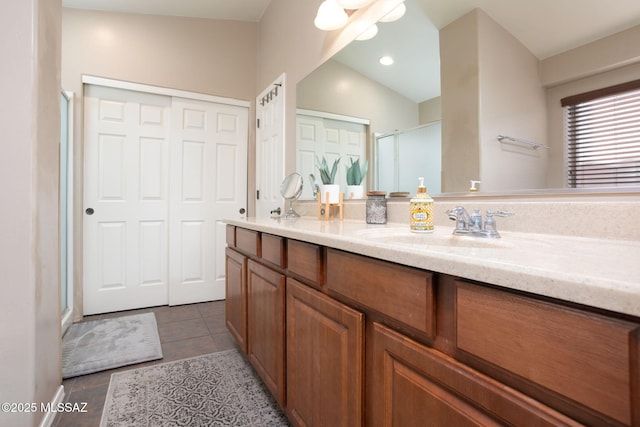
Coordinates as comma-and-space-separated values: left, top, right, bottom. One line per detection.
345, 157, 368, 199
315, 155, 341, 203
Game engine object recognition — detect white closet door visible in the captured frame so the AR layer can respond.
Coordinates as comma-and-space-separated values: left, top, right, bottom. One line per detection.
83, 85, 171, 315
84, 85, 248, 314
324, 118, 367, 190
296, 115, 323, 200
169, 98, 248, 305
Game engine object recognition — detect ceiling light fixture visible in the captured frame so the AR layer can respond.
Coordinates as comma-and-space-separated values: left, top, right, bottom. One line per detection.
379, 56, 394, 66
314, 0, 405, 33
314, 0, 349, 31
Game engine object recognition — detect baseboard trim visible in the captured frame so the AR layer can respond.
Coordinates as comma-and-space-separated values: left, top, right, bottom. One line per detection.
38, 385, 65, 427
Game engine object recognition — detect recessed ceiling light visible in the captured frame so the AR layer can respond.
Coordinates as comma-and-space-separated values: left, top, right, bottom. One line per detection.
379, 56, 394, 66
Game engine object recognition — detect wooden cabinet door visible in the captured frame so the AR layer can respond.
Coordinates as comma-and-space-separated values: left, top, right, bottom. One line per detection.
370, 322, 581, 427
225, 247, 247, 352
247, 259, 286, 407
286, 278, 364, 427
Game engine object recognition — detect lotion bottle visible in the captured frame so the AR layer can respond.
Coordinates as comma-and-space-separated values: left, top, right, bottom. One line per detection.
409, 177, 434, 233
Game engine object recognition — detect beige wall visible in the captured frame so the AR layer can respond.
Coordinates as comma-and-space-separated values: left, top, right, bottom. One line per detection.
62, 9, 257, 101
477, 10, 547, 192
62, 9, 258, 318
440, 9, 547, 193
439, 10, 480, 193
0, 1, 62, 426
297, 59, 419, 133
541, 24, 640, 87
419, 97, 441, 125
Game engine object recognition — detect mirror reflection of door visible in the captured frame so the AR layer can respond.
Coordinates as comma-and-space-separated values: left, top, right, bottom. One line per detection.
296, 110, 368, 199
376, 122, 441, 194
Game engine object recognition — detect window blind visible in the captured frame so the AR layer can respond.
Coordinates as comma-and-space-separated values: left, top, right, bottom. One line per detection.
561, 79, 640, 188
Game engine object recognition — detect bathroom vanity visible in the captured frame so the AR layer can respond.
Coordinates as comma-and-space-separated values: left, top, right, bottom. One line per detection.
224, 218, 640, 426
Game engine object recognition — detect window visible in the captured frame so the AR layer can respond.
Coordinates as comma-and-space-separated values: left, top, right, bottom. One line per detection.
561, 79, 640, 188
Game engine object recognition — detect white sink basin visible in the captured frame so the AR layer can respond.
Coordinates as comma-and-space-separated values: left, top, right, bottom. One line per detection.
352, 227, 513, 249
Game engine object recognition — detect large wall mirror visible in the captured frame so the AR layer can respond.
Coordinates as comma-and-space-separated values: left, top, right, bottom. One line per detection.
296, 0, 640, 198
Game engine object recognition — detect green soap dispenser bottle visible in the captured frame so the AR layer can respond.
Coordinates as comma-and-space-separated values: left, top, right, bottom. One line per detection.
409, 177, 434, 233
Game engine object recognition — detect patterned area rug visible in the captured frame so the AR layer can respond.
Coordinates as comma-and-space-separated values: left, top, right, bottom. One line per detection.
62, 312, 163, 379
100, 349, 289, 427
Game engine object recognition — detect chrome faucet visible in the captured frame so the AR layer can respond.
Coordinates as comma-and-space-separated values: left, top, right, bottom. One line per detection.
446, 207, 514, 238
447, 206, 471, 232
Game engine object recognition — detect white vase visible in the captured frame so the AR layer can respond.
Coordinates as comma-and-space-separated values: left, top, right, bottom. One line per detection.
346, 185, 364, 199
320, 184, 340, 204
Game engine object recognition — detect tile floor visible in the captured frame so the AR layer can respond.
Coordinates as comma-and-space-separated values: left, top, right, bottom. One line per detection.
53, 300, 237, 427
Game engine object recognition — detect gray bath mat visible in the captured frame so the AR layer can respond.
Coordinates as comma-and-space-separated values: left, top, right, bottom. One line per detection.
62, 312, 163, 378
100, 349, 289, 426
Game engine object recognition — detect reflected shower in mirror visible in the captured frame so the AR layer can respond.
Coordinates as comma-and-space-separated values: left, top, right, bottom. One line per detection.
377, 121, 441, 194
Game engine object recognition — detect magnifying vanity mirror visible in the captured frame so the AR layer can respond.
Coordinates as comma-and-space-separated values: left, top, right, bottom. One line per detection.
296, 0, 640, 198
280, 173, 304, 218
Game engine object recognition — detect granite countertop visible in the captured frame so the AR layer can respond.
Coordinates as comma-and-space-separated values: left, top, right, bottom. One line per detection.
225, 217, 640, 318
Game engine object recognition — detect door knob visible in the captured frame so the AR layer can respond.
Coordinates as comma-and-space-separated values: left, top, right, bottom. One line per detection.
85, 208, 94, 215
239, 208, 246, 214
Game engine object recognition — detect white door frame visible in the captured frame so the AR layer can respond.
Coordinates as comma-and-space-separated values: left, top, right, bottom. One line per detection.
82, 76, 249, 109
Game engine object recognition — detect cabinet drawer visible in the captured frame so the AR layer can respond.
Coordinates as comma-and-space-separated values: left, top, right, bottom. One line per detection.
287, 239, 323, 286
236, 227, 260, 257
326, 249, 435, 338
455, 281, 640, 426
261, 233, 285, 268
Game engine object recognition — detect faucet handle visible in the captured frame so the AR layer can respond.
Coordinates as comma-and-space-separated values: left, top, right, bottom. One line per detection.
483, 210, 513, 237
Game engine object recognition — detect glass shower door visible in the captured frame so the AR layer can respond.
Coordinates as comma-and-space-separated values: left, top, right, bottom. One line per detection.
376, 122, 442, 194
60, 91, 73, 333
